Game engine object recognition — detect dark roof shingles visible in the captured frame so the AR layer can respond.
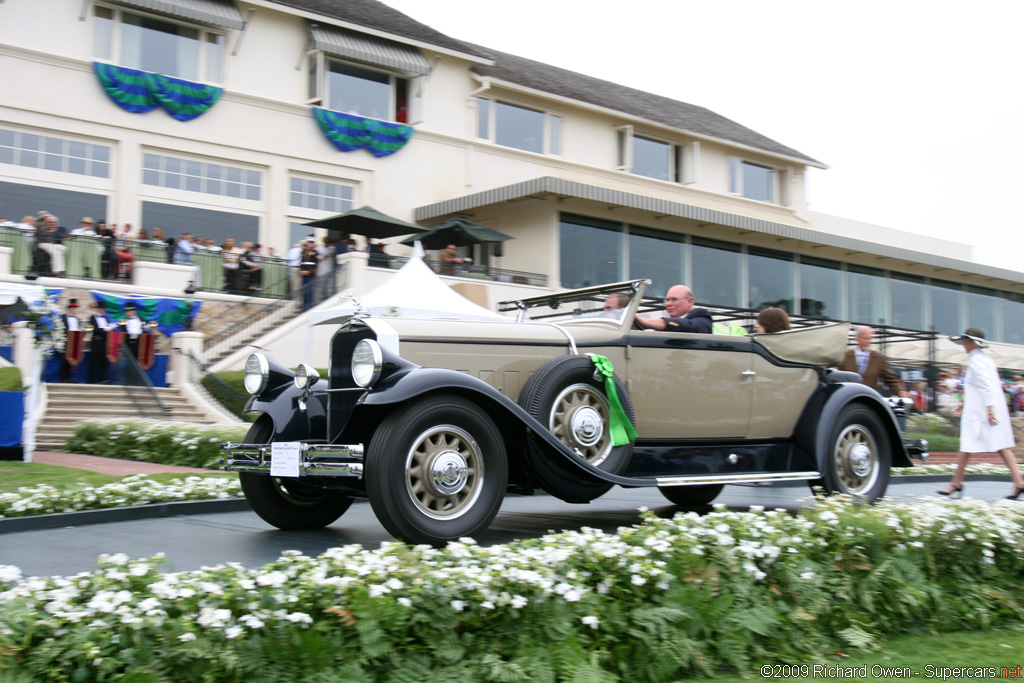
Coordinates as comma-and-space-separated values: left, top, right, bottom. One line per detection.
269, 1, 820, 165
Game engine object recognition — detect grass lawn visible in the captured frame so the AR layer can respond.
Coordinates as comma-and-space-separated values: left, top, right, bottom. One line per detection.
0, 365, 23, 391
690, 627, 1024, 681
0, 461, 236, 493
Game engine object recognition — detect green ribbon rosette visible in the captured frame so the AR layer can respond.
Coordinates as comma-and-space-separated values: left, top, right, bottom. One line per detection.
589, 354, 637, 447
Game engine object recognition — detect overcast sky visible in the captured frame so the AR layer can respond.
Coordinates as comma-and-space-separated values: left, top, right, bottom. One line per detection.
381, 0, 1022, 272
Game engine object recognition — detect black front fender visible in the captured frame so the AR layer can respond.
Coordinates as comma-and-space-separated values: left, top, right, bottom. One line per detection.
793, 382, 912, 469
245, 382, 328, 442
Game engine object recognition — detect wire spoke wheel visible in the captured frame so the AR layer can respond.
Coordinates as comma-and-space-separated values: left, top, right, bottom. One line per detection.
550, 383, 612, 466
406, 425, 483, 520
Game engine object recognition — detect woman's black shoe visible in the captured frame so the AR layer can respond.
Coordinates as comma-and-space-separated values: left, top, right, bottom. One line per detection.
937, 484, 963, 499
1007, 486, 1024, 501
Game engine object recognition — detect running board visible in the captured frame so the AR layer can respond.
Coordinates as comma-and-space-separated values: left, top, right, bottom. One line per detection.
656, 471, 821, 487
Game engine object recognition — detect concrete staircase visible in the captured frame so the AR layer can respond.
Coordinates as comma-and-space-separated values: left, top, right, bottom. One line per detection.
37, 384, 218, 451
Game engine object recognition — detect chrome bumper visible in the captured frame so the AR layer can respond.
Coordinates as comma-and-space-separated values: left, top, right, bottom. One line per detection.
222, 442, 365, 477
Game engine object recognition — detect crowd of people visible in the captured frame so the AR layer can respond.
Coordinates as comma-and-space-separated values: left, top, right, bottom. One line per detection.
56, 297, 150, 385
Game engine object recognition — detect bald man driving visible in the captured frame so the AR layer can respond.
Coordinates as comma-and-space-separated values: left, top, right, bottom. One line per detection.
634, 285, 713, 333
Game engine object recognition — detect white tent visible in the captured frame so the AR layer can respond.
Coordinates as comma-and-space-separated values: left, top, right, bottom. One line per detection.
308, 250, 506, 326
0, 282, 46, 306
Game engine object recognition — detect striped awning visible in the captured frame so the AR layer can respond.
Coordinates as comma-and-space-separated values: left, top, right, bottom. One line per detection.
415, 176, 1024, 286
109, 0, 245, 30
311, 24, 431, 76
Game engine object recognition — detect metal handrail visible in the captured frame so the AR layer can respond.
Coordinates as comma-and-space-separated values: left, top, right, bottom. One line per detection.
116, 341, 171, 419
201, 273, 297, 349
382, 255, 547, 287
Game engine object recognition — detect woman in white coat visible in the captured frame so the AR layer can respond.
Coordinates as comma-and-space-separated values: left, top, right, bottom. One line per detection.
938, 328, 1024, 500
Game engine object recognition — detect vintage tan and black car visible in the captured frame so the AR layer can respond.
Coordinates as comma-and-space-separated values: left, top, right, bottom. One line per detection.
224, 279, 912, 545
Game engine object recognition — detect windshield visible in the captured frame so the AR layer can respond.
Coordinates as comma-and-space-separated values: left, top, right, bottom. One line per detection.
500, 281, 646, 325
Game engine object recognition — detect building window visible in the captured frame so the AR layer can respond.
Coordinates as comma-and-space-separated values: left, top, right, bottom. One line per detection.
730, 158, 777, 203
847, 265, 887, 325
559, 215, 622, 288
308, 55, 409, 122
142, 153, 262, 201
798, 256, 843, 318
930, 280, 964, 336
477, 98, 561, 155
747, 247, 794, 311
1003, 293, 1024, 346
616, 128, 698, 183
289, 177, 354, 214
0, 128, 111, 178
93, 5, 225, 83
628, 226, 686, 298
890, 273, 927, 331
968, 286, 1000, 341
142, 201, 258, 246
691, 237, 742, 308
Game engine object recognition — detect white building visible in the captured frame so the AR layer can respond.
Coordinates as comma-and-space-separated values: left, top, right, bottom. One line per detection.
2, 0, 1022, 366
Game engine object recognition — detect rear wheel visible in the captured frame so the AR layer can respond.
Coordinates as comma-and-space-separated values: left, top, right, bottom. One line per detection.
238, 417, 354, 530
365, 394, 507, 546
813, 404, 891, 502
659, 484, 724, 507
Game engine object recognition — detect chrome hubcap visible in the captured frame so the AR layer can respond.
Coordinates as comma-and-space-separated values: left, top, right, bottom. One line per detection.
405, 425, 483, 520
550, 383, 612, 466
834, 424, 878, 494
429, 451, 469, 496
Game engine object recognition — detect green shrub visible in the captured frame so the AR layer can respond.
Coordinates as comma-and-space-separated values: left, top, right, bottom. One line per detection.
65, 420, 250, 469
0, 365, 23, 391
200, 371, 252, 422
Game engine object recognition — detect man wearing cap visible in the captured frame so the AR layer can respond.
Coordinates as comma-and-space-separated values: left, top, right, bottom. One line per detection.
71, 217, 96, 236
58, 299, 82, 382
938, 328, 1024, 500
838, 326, 908, 397
88, 300, 114, 384
120, 301, 144, 359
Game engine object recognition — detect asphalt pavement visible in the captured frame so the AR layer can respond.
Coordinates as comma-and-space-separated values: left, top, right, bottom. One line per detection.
1, 477, 1017, 578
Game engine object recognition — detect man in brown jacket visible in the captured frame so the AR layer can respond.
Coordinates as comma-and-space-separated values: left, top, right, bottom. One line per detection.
838, 326, 908, 397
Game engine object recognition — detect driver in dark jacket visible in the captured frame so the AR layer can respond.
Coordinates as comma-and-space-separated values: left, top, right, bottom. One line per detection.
634, 284, 712, 333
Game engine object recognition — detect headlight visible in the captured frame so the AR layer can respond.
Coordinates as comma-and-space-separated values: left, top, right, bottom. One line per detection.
294, 363, 320, 390
352, 339, 382, 387
244, 353, 269, 395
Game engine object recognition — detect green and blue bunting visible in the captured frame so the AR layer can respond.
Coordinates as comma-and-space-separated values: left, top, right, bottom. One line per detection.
90, 291, 201, 337
312, 107, 413, 157
93, 62, 222, 122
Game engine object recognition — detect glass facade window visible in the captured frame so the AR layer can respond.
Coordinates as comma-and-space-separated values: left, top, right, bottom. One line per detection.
478, 99, 560, 155
628, 226, 686, 298
631, 136, 671, 181
0, 129, 111, 179
930, 280, 964, 336
799, 256, 843, 318
890, 273, 927, 331
142, 153, 262, 201
1003, 293, 1024, 346
142, 201, 258, 246
94, 6, 223, 83
691, 237, 742, 307
328, 62, 392, 120
847, 265, 887, 325
559, 215, 622, 288
747, 247, 794, 311
289, 177, 354, 214
731, 159, 775, 202
968, 286, 1000, 341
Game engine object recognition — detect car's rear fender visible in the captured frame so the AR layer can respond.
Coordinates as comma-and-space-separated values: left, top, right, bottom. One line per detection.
793, 382, 913, 469
357, 367, 653, 492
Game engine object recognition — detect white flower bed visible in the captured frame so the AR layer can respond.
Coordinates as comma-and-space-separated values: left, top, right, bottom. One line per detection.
0, 475, 242, 519
892, 463, 1011, 475
0, 495, 1022, 681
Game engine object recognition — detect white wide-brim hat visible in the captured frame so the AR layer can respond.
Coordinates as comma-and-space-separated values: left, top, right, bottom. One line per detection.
950, 327, 988, 349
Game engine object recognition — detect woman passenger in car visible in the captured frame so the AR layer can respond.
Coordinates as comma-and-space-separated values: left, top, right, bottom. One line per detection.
754, 307, 790, 334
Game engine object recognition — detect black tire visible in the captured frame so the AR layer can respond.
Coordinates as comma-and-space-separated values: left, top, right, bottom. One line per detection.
364, 394, 507, 546
659, 484, 724, 507
517, 355, 635, 501
238, 417, 354, 530
814, 404, 891, 502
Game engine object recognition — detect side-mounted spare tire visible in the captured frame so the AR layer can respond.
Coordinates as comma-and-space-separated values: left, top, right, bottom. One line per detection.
238, 416, 355, 530
517, 354, 635, 502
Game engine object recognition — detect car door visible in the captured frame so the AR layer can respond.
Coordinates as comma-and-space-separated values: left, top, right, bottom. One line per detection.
747, 353, 819, 438
624, 331, 753, 439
